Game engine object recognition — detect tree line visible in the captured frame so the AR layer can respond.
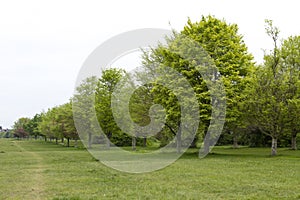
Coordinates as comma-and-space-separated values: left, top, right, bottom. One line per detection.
10, 16, 300, 156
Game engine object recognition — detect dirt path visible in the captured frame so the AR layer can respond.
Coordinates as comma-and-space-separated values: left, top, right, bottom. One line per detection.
12, 141, 45, 200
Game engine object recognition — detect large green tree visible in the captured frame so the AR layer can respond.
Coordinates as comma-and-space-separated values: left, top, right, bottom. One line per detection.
142, 15, 253, 153
95, 68, 132, 148
182, 16, 254, 149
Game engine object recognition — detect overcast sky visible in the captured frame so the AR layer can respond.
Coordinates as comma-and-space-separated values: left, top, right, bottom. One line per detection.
0, 0, 299, 128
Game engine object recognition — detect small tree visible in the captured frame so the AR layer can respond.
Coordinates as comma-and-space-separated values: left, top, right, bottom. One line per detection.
13, 117, 31, 138
73, 76, 98, 148
26, 114, 43, 139
246, 20, 286, 156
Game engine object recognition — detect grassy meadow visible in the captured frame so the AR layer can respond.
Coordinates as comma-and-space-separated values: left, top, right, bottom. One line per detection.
0, 139, 300, 199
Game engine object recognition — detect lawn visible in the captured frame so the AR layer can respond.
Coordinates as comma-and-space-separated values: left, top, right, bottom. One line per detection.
0, 139, 300, 199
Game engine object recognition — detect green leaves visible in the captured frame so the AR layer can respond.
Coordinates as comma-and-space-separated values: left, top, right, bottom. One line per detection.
37, 102, 78, 141
181, 15, 254, 138
245, 20, 300, 154
95, 68, 131, 146
139, 15, 253, 150
12, 117, 31, 138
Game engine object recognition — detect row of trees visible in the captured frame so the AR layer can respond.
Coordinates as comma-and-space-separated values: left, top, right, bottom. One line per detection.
12, 102, 78, 147
12, 16, 300, 156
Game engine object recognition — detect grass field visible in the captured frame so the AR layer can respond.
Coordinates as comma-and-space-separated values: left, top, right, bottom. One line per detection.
0, 139, 300, 200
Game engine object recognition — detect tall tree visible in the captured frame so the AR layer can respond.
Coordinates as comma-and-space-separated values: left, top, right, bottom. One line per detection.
182, 16, 254, 149
245, 20, 286, 156
95, 68, 131, 148
142, 15, 253, 153
280, 36, 300, 150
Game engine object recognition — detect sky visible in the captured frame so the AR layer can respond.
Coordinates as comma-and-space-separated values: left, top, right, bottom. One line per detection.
0, 0, 300, 128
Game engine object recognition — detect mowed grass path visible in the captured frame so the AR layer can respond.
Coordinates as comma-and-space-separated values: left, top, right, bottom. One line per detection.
0, 139, 300, 200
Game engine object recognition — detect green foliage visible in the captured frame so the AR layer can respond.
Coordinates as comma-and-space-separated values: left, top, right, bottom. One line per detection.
95, 68, 132, 146
36, 101, 78, 146
73, 76, 98, 148
9, 16, 300, 153
245, 20, 284, 156
280, 35, 300, 150
12, 117, 31, 138
245, 20, 300, 154
182, 16, 254, 137
247, 20, 300, 155
141, 15, 254, 152
26, 114, 43, 138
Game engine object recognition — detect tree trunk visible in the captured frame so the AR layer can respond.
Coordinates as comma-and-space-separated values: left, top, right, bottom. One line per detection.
271, 137, 277, 156
176, 129, 182, 154
190, 136, 197, 148
44, 136, 47, 142
233, 133, 238, 149
61, 137, 64, 143
55, 137, 58, 145
67, 138, 70, 147
291, 135, 297, 150
132, 136, 136, 151
143, 137, 147, 147
201, 126, 210, 155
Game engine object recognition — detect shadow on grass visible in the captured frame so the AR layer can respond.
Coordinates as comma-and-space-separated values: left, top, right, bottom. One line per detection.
179, 147, 300, 159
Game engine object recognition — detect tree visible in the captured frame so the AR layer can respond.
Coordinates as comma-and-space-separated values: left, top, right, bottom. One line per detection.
73, 76, 98, 148
142, 15, 253, 153
280, 36, 300, 150
245, 20, 286, 156
38, 108, 58, 142
182, 16, 254, 149
95, 68, 132, 148
38, 112, 50, 141
37, 102, 78, 147
26, 114, 43, 139
13, 117, 31, 138
129, 84, 154, 147
58, 102, 79, 147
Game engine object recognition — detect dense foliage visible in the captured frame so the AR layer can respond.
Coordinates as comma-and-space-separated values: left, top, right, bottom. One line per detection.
10, 16, 300, 155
